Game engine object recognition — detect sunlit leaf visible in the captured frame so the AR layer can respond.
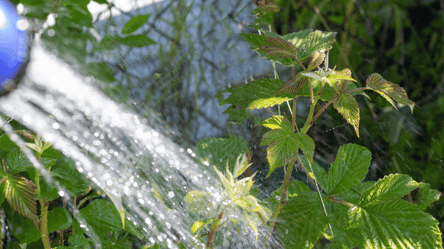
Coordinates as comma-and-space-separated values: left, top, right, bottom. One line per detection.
307, 49, 327, 71
6, 149, 33, 174
260, 129, 299, 177
261, 115, 293, 133
258, 37, 298, 59
274, 72, 308, 95
220, 79, 293, 110
327, 144, 371, 196
295, 133, 315, 164
366, 73, 415, 112
52, 159, 90, 195
266, 180, 311, 211
333, 93, 360, 137
232, 154, 251, 178
298, 155, 328, 191
191, 219, 213, 235
417, 183, 441, 211
359, 174, 419, 206
4, 175, 39, 228
277, 192, 330, 249
122, 14, 151, 34
348, 199, 442, 248
283, 29, 337, 63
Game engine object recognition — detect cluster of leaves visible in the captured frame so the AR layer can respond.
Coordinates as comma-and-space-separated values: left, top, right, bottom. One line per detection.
189, 2, 443, 248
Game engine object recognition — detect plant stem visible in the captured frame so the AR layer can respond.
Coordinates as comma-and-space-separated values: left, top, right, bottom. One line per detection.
301, 95, 321, 134
206, 211, 224, 249
292, 97, 297, 132
268, 159, 296, 231
40, 198, 51, 249
294, 155, 319, 192
309, 99, 334, 127
328, 196, 354, 207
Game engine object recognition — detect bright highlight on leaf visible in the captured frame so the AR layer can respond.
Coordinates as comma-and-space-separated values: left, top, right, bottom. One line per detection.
333, 93, 360, 137
366, 73, 415, 112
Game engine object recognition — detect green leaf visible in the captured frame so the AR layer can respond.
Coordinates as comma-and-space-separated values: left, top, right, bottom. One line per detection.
283, 29, 337, 63
122, 14, 151, 34
96, 35, 121, 51
221, 79, 293, 111
73, 199, 123, 241
121, 35, 156, 48
366, 73, 415, 112
261, 115, 293, 133
191, 219, 213, 235
52, 160, 90, 195
260, 129, 299, 177
4, 175, 39, 228
327, 144, 371, 196
81, 62, 117, 83
232, 154, 251, 178
93, 0, 108, 3
333, 93, 360, 137
277, 192, 330, 249
38, 176, 59, 201
0, 158, 9, 176
258, 36, 298, 59
193, 135, 249, 172
68, 233, 94, 249
334, 181, 376, 204
125, 219, 144, 239
266, 180, 311, 211
417, 183, 441, 211
307, 49, 327, 71
359, 174, 419, 206
184, 190, 216, 218
298, 155, 328, 191
22, 208, 73, 244
0, 134, 18, 151
348, 199, 442, 248
295, 133, 315, 164
274, 72, 308, 95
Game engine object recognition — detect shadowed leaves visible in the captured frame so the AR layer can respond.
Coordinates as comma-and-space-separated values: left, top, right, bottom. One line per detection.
274, 72, 308, 95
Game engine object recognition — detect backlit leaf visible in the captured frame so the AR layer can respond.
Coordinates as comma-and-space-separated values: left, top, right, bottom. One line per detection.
283, 29, 337, 63
261, 115, 293, 133
307, 49, 327, 71
191, 219, 213, 235
327, 144, 371, 196
258, 37, 298, 59
260, 129, 299, 177
417, 183, 441, 211
4, 175, 39, 228
274, 72, 308, 95
220, 79, 293, 110
348, 199, 442, 249
295, 133, 315, 164
122, 14, 151, 34
366, 73, 415, 112
277, 193, 330, 249
333, 93, 360, 137
184, 191, 216, 218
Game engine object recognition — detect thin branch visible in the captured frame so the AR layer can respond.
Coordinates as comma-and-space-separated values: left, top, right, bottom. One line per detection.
309, 99, 334, 127
295, 154, 319, 192
328, 196, 354, 207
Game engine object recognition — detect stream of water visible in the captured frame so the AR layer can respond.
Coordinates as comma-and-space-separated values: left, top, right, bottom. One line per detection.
0, 42, 272, 248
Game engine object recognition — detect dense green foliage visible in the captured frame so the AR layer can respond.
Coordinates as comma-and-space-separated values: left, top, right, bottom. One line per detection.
1, 0, 443, 248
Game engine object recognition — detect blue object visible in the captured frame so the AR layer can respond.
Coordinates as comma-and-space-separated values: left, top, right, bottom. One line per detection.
0, 0, 28, 95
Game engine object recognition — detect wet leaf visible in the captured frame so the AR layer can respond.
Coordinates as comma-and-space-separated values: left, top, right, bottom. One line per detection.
333, 93, 360, 137
52, 159, 90, 195
232, 154, 251, 178
266, 180, 311, 211
184, 191, 216, 218
81, 62, 117, 83
327, 144, 371, 196
366, 73, 415, 112
22, 208, 73, 244
73, 199, 122, 240
3, 175, 39, 228
191, 219, 213, 235
122, 14, 151, 34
